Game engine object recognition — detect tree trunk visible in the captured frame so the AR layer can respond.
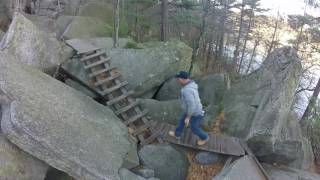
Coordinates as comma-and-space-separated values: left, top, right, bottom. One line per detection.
189, 0, 211, 72
246, 39, 259, 74
160, 0, 168, 41
217, 1, 228, 61
266, 11, 280, 58
238, 15, 254, 73
300, 78, 320, 130
232, 0, 245, 66
113, 0, 120, 48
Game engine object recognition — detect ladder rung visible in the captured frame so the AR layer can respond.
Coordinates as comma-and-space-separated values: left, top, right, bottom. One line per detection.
94, 74, 121, 87
99, 81, 128, 96
124, 110, 148, 125
84, 57, 110, 69
106, 91, 134, 106
80, 51, 105, 61
115, 100, 140, 116
89, 67, 116, 78
133, 121, 156, 136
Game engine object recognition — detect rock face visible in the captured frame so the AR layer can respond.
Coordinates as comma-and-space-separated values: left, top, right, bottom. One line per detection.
156, 74, 228, 106
119, 168, 147, 180
62, 40, 192, 97
0, 13, 72, 74
222, 47, 312, 169
140, 99, 181, 125
263, 164, 320, 180
195, 152, 221, 165
62, 16, 112, 39
138, 144, 189, 180
0, 53, 131, 180
214, 156, 266, 180
0, 135, 48, 180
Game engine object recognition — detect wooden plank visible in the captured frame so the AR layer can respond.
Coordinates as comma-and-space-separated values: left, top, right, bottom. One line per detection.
84, 57, 110, 69
66, 39, 99, 54
106, 90, 134, 106
160, 123, 245, 156
240, 140, 270, 180
94, 74, 121, 86
124, 110, 148, 125
80, 51, 106, 61
89, 67, 116, 78
220, 136, 229, 154
140, 123, 164, 145
132, 121, 156, 136
99, 81, 129, 96
115, 100, 140, 115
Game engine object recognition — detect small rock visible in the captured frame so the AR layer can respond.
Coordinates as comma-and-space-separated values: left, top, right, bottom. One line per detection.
135, 168, 155, 178
195, 152, 221, 165
138, 144, 189, 180
119, 168, 147, 180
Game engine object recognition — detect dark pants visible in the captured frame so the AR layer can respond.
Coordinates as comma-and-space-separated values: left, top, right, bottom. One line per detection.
175, 113, 209, 140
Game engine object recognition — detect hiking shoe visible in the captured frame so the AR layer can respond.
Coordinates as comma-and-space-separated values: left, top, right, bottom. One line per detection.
197, 136, 209, 146
168, 131, 180, 140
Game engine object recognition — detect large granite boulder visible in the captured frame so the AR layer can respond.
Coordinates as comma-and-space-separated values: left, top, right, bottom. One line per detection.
140, 99, 181, 125
138, 144, 189, 180
3, 0, 82, 18
0, 53, 132, 180
78, 2, 128, 36
0, 135, 48, 180
78, 2, 113, 24
0, 13, 72, 74
62, 16, 113, 39
0, 0, 10, 31
263, 164, 320, 180
139, 98, 218, 129
62, 40, 192, 97
214, 156, 267, 180
156, 74, 228, 106
222, 47, 312, 169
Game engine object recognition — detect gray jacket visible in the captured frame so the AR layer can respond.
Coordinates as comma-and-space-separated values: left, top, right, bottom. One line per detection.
180, 80, 204, 116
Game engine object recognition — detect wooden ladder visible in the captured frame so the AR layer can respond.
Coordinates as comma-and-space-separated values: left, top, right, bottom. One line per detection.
77, 48, 161, 145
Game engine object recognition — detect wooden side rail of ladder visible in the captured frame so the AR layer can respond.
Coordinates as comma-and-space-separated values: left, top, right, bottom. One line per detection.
65, 40, 161, 145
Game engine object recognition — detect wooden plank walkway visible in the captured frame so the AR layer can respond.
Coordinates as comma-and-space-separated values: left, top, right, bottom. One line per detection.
66, 39, 99, 54
158, 122, 245, 156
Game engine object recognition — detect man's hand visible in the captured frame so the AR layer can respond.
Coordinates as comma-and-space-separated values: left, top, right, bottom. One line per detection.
184, 116, 191, 127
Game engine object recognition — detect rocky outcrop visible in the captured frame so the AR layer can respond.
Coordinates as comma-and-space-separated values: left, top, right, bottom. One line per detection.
78, 2, 113, 24
263, 164, 320, 180
156, 74, 228, 105
138, 144, 189, 180
140, 99, 181, 125
62, 40, 192, 97
3, 0, 82, 18
62, 16, 113, 39
78, 1, 128, 36
0, 53, 132, 180
0, 135, 48, 180
214, 156, 267, 180
0, 13, 72, 74
222, 47, 312, 169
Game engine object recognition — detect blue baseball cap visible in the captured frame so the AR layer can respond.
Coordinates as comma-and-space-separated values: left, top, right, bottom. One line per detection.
175, 71, 190, 79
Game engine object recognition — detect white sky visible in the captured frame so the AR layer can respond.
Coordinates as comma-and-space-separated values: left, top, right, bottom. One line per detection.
260, 0, 320, 17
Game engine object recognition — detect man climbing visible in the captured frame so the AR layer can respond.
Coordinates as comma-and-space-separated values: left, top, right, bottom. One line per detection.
169, 71, 209, 146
